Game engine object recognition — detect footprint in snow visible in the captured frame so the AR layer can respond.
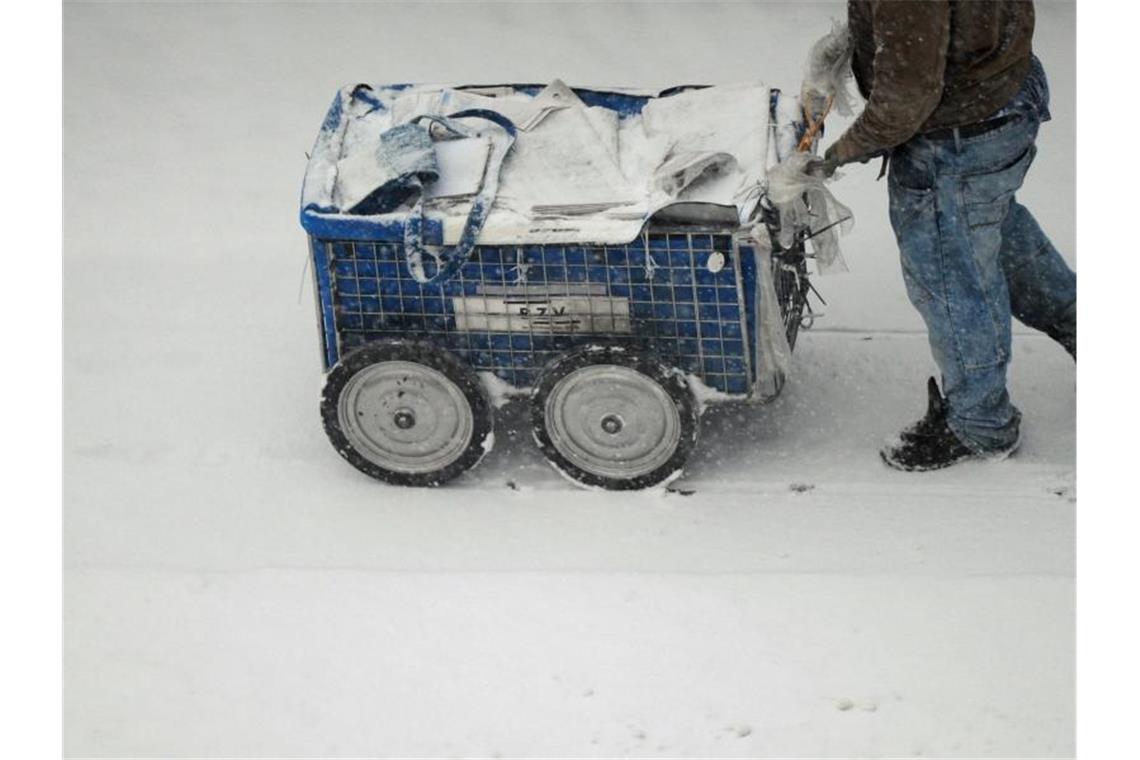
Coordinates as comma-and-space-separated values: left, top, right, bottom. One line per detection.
1050, 485, 1075, 502
836, 697, 879, 712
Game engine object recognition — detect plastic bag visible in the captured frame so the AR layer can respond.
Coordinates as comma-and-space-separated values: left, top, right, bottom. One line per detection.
766, 152, 853, 274
749, 233, 793, 401
801, 21, 856, 120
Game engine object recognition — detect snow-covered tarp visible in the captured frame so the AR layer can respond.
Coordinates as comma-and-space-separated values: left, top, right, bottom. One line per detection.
301, 81, 806, 245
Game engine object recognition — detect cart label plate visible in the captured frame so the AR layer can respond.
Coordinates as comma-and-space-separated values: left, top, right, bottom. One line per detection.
452, 289, 631, 334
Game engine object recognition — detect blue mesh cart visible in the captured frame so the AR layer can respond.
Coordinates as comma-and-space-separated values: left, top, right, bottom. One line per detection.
301, 83, 814, 489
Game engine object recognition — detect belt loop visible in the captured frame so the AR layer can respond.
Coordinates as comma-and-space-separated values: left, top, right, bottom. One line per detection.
953, 127, 962, 152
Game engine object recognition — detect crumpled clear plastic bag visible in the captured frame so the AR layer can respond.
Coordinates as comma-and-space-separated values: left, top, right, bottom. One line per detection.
749, 232, 793, 401
801, 20, 856, 120
766, 152, 853, 274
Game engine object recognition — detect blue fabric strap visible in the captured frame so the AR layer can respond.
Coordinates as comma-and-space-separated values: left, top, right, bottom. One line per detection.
403, 110, 517, 284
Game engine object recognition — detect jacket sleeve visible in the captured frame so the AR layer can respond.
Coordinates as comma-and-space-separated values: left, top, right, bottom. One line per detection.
831, 0, 951, 165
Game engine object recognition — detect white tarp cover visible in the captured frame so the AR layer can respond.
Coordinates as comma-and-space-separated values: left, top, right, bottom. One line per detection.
311, 81, 793, 245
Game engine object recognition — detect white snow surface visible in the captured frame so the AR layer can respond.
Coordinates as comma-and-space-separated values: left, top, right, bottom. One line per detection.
65, 2, 1076, 757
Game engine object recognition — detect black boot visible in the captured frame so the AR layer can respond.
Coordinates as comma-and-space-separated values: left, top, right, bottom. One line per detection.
898, 377, 948, 442
881, 377, 1018, 472
1046, 325, 1076, 360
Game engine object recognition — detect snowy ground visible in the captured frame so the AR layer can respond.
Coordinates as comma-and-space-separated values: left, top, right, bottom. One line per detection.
64, 1, 1076, 757
65, 316, 1075, 757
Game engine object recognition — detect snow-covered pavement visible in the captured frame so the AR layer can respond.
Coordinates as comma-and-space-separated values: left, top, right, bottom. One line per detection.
66, 314, 1075, 756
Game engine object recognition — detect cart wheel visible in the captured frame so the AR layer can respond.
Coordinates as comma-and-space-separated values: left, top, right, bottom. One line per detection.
321, 340, 493, 487
531, 345, 699, 490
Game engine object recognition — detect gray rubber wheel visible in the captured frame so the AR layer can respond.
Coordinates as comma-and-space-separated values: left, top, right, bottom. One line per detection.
531, 345, 699, 490
321, 340, 493, 487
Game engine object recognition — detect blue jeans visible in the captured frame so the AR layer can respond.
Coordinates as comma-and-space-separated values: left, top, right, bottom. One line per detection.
887, 59, 1076, 454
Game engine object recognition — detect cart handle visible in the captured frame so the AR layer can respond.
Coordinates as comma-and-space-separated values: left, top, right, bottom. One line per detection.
797, 95, 833, 153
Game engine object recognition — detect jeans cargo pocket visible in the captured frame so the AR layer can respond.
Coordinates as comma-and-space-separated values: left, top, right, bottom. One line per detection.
961, 144, 1036, 228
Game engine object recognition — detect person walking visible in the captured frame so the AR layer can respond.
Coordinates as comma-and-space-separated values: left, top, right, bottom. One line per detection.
808, 0, 1076, 471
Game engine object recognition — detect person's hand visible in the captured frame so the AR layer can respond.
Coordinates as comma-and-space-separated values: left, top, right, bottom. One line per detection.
804, 145, 840, 179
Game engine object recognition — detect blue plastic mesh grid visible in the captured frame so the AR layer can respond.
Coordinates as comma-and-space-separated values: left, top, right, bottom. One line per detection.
322, 231, 753, 394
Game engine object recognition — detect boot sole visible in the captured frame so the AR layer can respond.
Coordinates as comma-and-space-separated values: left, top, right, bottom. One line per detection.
879, 432, 1021, 472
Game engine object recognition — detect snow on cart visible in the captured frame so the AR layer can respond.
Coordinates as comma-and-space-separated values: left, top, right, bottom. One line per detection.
299, 80, 848, 489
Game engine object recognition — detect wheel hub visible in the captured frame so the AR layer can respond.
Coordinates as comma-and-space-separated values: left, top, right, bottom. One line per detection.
393, 408, 416, 430
544, 364, 682, 480
337, 361, 474, 474
600, 413, 624, 435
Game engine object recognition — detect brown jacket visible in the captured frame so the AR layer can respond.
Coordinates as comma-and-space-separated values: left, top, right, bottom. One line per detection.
832, 0, 1035, 165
